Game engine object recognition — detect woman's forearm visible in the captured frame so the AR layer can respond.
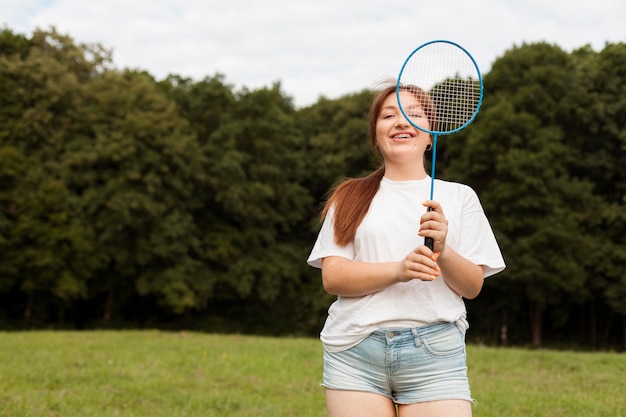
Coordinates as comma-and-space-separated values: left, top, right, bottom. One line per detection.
437, 245, 484, 299
321, 256, 400, 297
321, 247, 442, 297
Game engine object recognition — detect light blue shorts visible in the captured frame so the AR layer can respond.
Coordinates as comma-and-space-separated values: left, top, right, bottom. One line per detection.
322, 322, 472, 404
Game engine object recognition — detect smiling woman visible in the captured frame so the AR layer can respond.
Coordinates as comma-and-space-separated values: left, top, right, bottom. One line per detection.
307, 81, 505, 417
374, 88, 433, 176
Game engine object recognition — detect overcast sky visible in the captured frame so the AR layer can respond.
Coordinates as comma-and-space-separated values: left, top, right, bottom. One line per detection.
2, 0, 625, 107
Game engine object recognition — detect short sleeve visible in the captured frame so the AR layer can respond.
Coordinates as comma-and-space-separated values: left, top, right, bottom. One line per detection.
307, 206, 356, 269
457, 188, 505, 278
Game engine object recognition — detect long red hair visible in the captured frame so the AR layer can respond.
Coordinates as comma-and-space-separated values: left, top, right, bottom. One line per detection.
321, 83, 435, 246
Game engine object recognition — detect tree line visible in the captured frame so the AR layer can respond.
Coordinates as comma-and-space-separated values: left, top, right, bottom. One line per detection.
0, 27, 624, 349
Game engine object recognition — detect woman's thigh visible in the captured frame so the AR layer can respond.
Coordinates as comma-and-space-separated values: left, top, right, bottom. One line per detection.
399, 399, 472, 417
326, 389, 397, 417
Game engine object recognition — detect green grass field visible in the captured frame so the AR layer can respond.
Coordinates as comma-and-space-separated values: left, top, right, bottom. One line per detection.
0, 331, 624, 416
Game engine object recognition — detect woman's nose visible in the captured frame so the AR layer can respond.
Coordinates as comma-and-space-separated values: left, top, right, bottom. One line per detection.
395, 116, 410, 127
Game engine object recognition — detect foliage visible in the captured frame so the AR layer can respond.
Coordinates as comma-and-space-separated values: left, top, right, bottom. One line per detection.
0, 27, 624, 348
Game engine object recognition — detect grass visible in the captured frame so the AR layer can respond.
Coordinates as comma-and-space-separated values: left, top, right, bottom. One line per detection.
468, 346, 626, 416
0, 331, 624, 416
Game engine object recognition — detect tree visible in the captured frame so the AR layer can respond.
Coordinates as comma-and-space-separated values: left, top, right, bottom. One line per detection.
159, 74, 236, 143
446, 43, 600, 347
573, 42, 626, 348
65, 69, 208, 319
0, 28, 105, 321
201, 83, 313, 306
296, 90, 374, 203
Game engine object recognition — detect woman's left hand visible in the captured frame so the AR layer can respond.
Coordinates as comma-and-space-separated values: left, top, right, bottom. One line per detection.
419, 200, 448, 255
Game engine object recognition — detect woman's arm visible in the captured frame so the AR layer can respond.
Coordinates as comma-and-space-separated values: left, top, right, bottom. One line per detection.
436, 246, 484, 299
420, 200, 485, 299
321, 246, 441, 297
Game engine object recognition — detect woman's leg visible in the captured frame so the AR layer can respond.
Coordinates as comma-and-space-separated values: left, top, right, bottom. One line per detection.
326, 389, 397, 417
398, 399, 472, 417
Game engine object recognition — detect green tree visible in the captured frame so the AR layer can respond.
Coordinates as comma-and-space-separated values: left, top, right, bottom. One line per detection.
159, 74, 236, 143
201, 84, 313, 308
447, 43, 600, 347
296, 90, 374, 202
295, 90, 377, 331
0, 145, 24, 289
574, 42, 626, 347
0, 28, 104, 321
65, 69, 208, 319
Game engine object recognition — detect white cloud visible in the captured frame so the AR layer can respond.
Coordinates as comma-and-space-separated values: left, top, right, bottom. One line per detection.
2, 0, 625, 107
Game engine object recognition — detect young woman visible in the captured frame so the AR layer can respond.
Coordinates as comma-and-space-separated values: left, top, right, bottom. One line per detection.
307, 83, 505, 417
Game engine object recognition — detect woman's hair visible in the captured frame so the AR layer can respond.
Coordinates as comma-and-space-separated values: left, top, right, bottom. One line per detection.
321, 81, 435, 246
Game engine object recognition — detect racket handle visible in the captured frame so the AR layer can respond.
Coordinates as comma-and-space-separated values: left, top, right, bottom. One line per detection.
424, 207, 434, 251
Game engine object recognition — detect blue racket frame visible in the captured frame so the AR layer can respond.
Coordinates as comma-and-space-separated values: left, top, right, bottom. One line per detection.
396, 39, 483, 249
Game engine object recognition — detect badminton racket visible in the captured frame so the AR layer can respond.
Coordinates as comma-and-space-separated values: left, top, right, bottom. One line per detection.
396, 39, 483, 250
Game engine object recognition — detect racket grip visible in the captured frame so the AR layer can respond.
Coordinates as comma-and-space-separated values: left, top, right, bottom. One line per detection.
424, 207, 434, 251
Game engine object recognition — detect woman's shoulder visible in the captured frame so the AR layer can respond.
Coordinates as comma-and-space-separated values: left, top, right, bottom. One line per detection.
433, 180, 483, 211
433, 179, 477, 195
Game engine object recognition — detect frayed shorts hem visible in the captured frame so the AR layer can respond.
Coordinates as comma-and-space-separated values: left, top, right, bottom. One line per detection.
321, 385, 475, 405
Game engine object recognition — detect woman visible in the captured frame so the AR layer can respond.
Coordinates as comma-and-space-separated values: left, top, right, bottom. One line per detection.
307, 82, 505, 417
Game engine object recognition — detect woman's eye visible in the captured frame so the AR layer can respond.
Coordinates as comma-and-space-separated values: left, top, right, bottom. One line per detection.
409, 113, 423, 119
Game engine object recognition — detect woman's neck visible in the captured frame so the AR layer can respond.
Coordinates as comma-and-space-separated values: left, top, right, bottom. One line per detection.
383, 163, 428, 181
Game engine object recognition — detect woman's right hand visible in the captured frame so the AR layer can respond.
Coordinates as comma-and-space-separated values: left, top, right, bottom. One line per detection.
396, 246, 441, 282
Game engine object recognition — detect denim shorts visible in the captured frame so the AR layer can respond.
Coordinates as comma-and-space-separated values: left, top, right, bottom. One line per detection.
322, 322, 472, 404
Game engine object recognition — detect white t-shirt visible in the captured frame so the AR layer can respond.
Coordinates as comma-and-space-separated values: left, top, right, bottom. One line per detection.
307, 176, 506, 352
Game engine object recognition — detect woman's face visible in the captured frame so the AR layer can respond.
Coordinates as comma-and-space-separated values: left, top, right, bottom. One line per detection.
375, 90, 432, 163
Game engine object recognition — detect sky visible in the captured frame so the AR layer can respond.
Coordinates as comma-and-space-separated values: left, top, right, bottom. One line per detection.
2, 0, 625, 108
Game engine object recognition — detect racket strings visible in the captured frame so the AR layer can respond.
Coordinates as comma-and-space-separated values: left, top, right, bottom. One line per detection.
398, 42, 482, 134
430, 78, 481, 132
